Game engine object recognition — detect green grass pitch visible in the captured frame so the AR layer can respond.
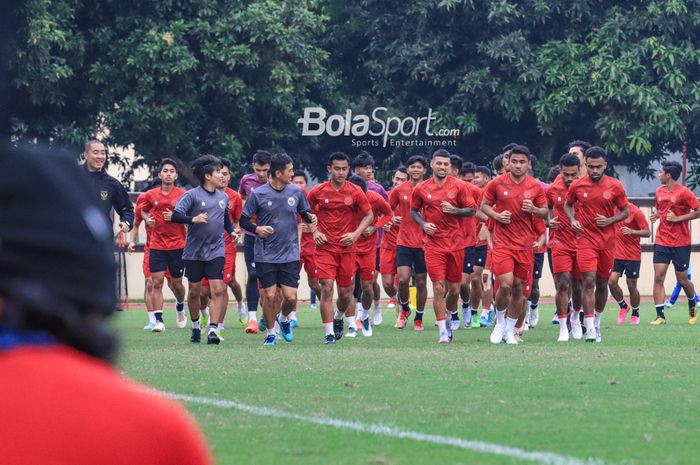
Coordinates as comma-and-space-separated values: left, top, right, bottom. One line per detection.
114, 302, 700, 465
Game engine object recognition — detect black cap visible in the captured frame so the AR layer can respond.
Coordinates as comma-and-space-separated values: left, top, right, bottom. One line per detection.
0, 147, 117, 314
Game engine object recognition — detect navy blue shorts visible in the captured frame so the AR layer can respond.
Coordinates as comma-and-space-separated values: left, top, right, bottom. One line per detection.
612, 259, 640, 279
533, 253, 545, 280
256, 261, 301, 289
653, 245, 691, 272
396, 246, 427, 274
184, 257, 225, 283
464, 245, 488, 274
149, 248, 184, 277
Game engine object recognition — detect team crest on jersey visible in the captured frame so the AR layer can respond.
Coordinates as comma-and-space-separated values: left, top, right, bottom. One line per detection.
447, 192, 455, 199
288, 197, 296, 207
100, 190, 108, 200
324, 198, 329, 203
524, 191, 531, 199
201, 201, 206, 206
503, 191, 509, 196
427, 194, 432, 199
267, 201, 272, 206
603, 191, 611, 199
344, 196, 353, 205
557, 196, 562, 203
218, 200, 225, 209
583, 192, 588, 198
671, 196, 677, 203
403, 195, 408, 200
155, 201, 159, 206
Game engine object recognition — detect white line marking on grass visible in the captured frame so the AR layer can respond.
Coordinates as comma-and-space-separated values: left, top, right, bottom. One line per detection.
163, 391, 607, 465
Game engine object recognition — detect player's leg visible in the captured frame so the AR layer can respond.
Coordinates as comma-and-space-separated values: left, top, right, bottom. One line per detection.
243, 235, 260, 331
527, 253, 544, 327
413, 248, 429, 329
207, 279, 227, 345
554, 271, 572, 341
626, 274, 641, 324
445, 249, 465, 339
609, 262, 627, 324
672, 246, 697, 324
277, 271, 300, 343
372, 247, 382, 315
506, 275, 525, 344
184, 260, 204, 343
652, 245, 673, 324
459, 248, 471, 329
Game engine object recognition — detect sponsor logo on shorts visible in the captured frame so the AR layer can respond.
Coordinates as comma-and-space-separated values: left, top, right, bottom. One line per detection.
288, 197, 296, 206
100, 190, 108, 201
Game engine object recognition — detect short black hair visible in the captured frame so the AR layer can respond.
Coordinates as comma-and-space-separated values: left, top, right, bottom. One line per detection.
159, 157, 178, 172
584, 146, 606, 160
546, 165, 561, 183
394, 166, 408, 176
191, 155, 223, 185
406, 155, 428, 168
559, 153, 581, 167
460, 161, 476, 176
347, 174, 367, 193
661, 160, 682, 181
475, 165, 492, 178
220, 158, 232, 169
502, 142, 517, 154
293, 169, 308, 183
492, 154, 504, 172
449, 154, 463, 171
252, 150, 272, 166
509, 144, 531, 160
352, 151, 374, 170
432, 148, 451, 159
270, 153, 293, 179
568, 140, 592, 152
328, 151, 350, 165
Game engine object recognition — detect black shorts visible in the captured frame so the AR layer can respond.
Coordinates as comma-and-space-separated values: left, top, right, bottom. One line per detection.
653, 244, 691, 272
464, 245, 487, 274
184, 257, 225, 283
546, 248, 553, 275
612, 259, 641, 279
149, 248, 184, 277
376, 247, 381, 272
256, 261, 301, 289
533, 252, 545, 280
396, 245, 427, 274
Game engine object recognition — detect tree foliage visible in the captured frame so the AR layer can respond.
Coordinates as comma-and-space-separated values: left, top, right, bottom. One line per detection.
7, 0, 700, 182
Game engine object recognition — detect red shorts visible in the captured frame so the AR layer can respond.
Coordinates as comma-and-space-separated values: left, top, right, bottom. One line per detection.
316, 249, 355, 288
424, 248, 464, 283
379, 247, 397, 275
223, 248, 236, 284
300, 253, 318, 279
523, 267, 533, 298
551, 246, 583, 280
491, 247, 531, 281
577, 247, 614, 279
354, 251, 377, 281
142, 248, 171, 281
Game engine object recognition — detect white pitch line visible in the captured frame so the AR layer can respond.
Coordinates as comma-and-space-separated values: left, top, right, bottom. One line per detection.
163, 391, 607, 465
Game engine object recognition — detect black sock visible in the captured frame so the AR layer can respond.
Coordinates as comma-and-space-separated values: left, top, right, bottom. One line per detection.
401, 300, 411, 312
689, 299, 696, 317
471, 309, 478, 316
655, 305, 666, 319
209, 323, 217, 332
632, 307, 640, 317
451, 311, 459, 321
414, 310, 424, 321
176, 301, 184, 312
155, 311, 164, 322
461, 302, 469, 310
618, 299, 628, 309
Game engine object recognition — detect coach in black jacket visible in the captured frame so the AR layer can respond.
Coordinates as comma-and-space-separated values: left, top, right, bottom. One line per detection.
82, 140, 134, 233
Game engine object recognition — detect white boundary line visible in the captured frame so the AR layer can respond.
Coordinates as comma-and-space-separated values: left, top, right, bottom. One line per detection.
163, 391, 608, 465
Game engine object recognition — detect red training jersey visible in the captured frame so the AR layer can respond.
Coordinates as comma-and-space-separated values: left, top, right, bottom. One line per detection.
355, 190, 393, 255
390, 181, 425, 248
546, 175, 576, 251
483, 173, 546, 251
457, 179, 483, 248
299, 187, 316, 256
140, 186, 187, 250
224, 187, 243, 249
308, 181, 371, 254
381, 188, 400, 250
411, 176, 475, 252
0, 345, 212, 465
654, 183, 700, 248
566, 175, 629, 249
615, 203, 649, 261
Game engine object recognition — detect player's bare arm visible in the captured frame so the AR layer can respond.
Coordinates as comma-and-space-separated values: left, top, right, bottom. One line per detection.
341, 210, 374, 245
410, 208, 437, 235
480, 199, 511, 224
595, 205, 629, 228
521, 199, 548, 219
563, 201, 583, 233
666, 206, 700, 223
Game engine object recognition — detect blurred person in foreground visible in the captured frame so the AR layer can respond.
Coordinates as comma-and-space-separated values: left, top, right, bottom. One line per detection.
0, 148, 212, 465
